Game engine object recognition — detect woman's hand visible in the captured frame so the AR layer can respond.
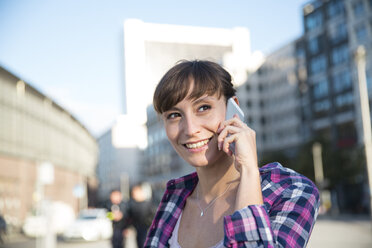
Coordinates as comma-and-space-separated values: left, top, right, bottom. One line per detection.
217, 114, 263, 209
217, 114, 258, 174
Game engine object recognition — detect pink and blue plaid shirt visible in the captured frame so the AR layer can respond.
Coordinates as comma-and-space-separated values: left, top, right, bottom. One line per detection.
144, 162, 320, 248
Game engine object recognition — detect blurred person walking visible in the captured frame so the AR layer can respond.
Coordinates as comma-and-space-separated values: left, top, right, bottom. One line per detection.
126, 183, 155, 248
105, 189, 128, 248
0, 214, 6, 243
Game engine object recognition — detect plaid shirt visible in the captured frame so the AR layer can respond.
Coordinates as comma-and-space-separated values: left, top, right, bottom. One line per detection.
144, 162, 320, 248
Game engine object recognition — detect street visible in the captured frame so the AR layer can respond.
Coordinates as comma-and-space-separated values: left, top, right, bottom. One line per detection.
1, 216, 371, 248
307, 215, 372, 248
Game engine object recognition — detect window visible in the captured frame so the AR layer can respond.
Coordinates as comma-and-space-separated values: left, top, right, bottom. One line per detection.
314, 100, 331, 112
353, 1, 365, 17
308, 36, 320, 55
246, 100, 252, 108
327, 0, 345, 19
310, 55, 327, 75
296, 47, 305, 58
313, 79, 329, 99
333, 70, 352, 93
335, 92, 354, 108
329, 22, 348, 44
306, 11, 323, 31
331, 44, 349, 65
355, 23, 368, 41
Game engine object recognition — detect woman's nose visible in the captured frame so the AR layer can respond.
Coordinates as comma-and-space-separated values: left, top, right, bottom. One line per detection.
182, 115, 200, 136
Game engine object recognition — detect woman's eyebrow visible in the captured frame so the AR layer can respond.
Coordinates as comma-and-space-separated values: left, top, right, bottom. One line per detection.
164, 106, 181, 113
192, 96, 214, 105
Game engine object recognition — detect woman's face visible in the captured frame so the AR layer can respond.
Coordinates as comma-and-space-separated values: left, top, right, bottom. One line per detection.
162, 84, 227, 168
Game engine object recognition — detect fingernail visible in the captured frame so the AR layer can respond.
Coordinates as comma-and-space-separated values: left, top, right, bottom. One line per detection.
218, 142, 221, 150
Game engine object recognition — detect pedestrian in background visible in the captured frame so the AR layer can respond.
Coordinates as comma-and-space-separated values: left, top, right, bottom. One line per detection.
105, 189, 128, 248
144, 60, 320, 247
126, 182, 155, 248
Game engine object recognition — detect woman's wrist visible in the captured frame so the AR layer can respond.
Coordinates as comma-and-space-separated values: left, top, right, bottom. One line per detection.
235, 165, 263, 210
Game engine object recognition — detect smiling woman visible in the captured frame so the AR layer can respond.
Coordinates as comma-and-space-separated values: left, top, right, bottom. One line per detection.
145, 60, 320, 248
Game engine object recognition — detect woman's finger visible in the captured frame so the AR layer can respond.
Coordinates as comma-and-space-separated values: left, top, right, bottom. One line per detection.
217, 125, 240, 150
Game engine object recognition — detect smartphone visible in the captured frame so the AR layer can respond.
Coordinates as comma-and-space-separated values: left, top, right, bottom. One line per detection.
226, 98, 245, 121
225, 98, 245, 154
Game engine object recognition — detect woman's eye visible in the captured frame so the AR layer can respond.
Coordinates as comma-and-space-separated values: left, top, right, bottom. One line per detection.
198, 105, 211, 112
166, 112, 181, 119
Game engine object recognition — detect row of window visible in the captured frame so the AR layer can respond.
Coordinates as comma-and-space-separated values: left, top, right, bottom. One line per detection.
306, 0, 372, 31
309, 44, 350, 75
312, 70, 352, 100
313, 92, 354, 114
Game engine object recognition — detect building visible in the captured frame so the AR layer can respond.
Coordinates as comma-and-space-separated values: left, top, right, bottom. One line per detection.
0, 66, 98, 228
96, 116, 142, 202
236, 40, 305, 157
302, 0, 372, 148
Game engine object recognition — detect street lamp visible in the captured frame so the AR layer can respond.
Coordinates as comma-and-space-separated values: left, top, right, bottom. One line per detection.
354, 45, 372, 218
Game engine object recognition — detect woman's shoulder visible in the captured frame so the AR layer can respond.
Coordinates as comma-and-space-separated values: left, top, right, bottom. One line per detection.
165, 171, 199, 191
259, 162, 317, 190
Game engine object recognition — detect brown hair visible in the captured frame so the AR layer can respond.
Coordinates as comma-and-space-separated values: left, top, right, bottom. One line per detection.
153, 60, 236, 114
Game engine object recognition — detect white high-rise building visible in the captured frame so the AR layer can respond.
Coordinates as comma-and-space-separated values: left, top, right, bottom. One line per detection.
121, 19, 263, 149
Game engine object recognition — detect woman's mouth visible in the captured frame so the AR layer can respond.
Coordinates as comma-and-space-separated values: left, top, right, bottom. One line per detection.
183, 137, 212, 149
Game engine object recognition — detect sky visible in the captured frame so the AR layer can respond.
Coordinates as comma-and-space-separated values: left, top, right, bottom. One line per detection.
0, 0, 309, 138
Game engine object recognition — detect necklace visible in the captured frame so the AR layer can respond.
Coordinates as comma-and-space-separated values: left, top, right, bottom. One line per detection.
196, 183, 232, 217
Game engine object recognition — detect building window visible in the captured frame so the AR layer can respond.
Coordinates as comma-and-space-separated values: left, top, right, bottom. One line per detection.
306, 11, 323, 31
308, 36, 320, 55
245, 84, 251, 91
310, 54, 327, 75
313, 79, 329, 99
259, 100, 265, 108
314, 99, 331, 112
329, 21, 348, 44
258, 84, 264, 92
296, 47, 305, 58
331, 44, 349, 65
333, 70, 352, 93
335, 92, 354, 108
327, 0, 345, 19
353, 1, 365, 17
355, 23, 368, 41
246, 100, 252, 108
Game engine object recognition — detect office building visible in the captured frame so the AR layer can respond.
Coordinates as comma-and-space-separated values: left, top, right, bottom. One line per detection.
0, 66, 98, 228
237, 39, 305, 156
302, 0, 372, 147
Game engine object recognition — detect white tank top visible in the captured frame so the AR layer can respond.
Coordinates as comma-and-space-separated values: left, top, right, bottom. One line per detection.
169, 212, 224, 248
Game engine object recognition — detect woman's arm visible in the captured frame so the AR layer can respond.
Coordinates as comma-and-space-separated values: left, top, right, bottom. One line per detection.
218, 116, 320, 247
217, 114, 264, 209
223, 176, 320, 248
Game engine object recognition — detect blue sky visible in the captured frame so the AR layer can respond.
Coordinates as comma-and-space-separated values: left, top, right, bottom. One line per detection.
0, 0, 308, 137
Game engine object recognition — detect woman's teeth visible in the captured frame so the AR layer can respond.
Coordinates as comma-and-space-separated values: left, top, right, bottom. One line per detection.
185, 139, 209, 149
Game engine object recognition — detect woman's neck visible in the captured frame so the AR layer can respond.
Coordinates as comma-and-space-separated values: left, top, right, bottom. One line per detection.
195, 155, 240, 201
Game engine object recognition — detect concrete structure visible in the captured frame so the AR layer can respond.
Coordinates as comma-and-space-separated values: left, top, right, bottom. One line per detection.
302, 0, 372, 148
96, 118, 141, 202
0, 66, 98, 228
236, 40, 305, 156
123, 19, 263, 149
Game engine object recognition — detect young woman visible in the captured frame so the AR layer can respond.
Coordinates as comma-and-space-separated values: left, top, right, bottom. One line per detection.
144, 60, 319, 248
